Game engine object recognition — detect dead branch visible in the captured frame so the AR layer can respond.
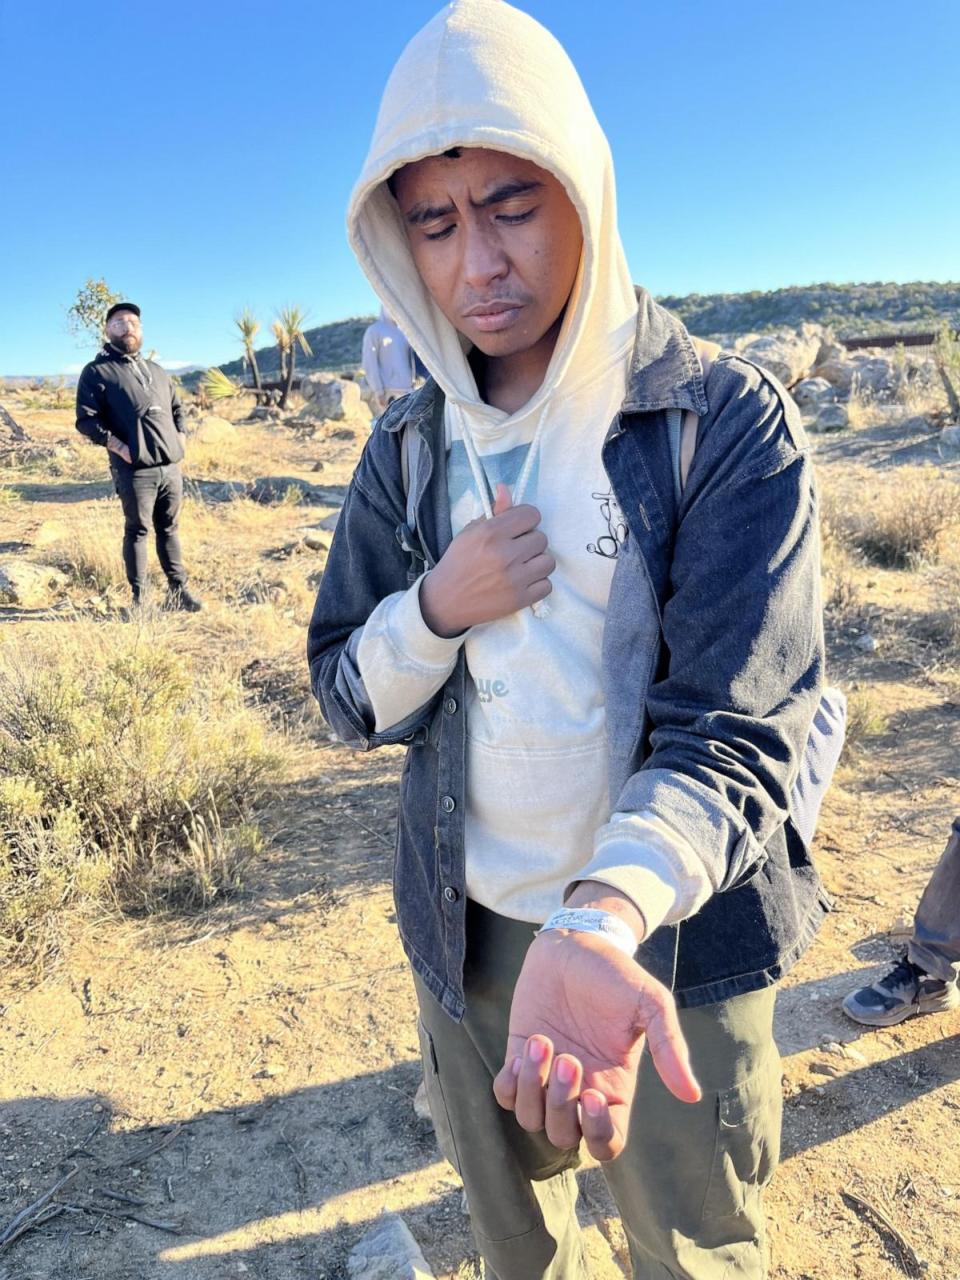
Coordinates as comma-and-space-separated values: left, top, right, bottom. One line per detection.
0, 1166, 77, 1252
841, 1189, 924, 1278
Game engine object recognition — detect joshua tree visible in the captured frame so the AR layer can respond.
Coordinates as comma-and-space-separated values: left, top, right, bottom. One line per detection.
235, 309, 264, 400
271, 320, 289, 386
276, 306, 313, 409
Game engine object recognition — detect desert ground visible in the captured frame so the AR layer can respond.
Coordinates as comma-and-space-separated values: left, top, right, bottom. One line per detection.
0, 372, 958, 1280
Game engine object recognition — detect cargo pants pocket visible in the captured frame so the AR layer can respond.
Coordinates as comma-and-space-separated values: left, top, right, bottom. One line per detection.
700, 1050, 782, 1227
417, 1018, 462, 1175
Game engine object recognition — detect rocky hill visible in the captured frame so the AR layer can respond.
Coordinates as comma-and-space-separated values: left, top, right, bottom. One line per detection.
659, 281, 960, 341
190, 282, 960, 388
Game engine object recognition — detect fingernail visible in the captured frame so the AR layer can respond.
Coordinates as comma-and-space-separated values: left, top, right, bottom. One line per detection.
556, 1058, 575, 1086
528, 1039, 546, 1064
583, 1093, 602, 1117
510, 1056, 521, 1077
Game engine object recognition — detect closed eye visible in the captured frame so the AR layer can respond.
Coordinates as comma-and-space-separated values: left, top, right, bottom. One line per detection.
497, 209, 536, 225
423, 224, 456, 241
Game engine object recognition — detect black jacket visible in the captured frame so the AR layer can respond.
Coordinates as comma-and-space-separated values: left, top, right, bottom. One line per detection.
75, 345, 186, 468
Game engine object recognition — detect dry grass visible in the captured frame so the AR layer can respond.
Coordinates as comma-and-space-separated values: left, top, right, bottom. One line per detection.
840, 686, 890, 760
0, 617, 287, 970
820, 465, 960, 569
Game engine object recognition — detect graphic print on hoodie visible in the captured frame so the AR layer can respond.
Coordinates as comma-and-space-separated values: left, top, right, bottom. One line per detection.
346, 0, 712, 930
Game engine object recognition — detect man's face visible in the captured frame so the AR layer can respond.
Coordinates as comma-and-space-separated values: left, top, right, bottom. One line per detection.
393, 148, 583, 364
105, 310, 143, 354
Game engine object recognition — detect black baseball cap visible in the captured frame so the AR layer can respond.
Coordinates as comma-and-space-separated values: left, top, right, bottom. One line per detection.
105, 301, 141, 323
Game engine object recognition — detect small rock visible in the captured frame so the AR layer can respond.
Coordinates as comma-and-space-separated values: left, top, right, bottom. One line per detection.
347, 1212, 435, 1279
810, 1061, 843, 1078
192, 414, 237, 445
252, 1064, 285, 1079
812, 403, 849, 433
854, 633, 878, 653
302, 528, 334, 553
793, 377, 835, 409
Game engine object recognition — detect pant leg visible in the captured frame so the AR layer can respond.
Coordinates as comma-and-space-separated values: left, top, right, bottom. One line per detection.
603, 986, 781, 1280
908, 817, 960, 982
413, 902, 588, 1280
153, 463, 187, 588
112, 462, 157, 596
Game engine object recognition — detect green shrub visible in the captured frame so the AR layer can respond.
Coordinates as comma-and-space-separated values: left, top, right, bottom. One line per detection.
0, 622, 283, 967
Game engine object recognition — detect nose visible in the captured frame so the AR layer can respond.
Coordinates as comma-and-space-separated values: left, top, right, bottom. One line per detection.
461, 219, 508, 289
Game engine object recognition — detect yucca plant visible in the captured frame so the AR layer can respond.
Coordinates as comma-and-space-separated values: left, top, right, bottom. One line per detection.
276, 305, 313, 408
201, 367, 240, 403
235, 308, 264, 399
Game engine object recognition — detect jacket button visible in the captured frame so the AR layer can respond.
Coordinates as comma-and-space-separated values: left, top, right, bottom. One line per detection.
444, 697, 458, 715
440, 794, 456, 813
443, 886, 459, 903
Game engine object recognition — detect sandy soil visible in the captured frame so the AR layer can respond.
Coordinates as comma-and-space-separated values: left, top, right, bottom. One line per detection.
0, 393, 958, 1279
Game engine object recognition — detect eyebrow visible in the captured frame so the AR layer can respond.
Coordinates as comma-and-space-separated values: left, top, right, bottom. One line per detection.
404, 179, 545, 226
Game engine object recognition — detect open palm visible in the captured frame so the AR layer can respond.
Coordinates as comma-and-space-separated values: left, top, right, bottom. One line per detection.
493, 931, 700, 1160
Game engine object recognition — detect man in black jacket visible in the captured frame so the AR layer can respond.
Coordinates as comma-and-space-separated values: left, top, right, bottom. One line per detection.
75, 302, 202, 611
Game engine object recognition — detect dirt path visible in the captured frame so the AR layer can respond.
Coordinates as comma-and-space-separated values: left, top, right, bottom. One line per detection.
1, 402, 958, 1278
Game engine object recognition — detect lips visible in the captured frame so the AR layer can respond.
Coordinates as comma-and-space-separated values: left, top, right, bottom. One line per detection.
463, 301, 522, 333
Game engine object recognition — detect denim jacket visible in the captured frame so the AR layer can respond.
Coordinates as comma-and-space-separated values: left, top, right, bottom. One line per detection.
308, 292, 829, 1020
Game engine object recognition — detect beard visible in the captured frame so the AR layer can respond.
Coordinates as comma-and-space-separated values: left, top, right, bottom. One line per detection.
115, 332, 143, 354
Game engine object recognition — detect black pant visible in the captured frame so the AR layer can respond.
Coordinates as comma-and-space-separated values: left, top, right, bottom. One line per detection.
111, 461, 187, 597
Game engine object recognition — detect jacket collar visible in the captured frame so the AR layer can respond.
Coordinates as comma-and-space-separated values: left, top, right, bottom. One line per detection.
621, 288, 708, 416
385, 285, 709, 433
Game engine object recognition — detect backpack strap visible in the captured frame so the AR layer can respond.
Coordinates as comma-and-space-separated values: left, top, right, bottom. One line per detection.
668, 336, 721, 505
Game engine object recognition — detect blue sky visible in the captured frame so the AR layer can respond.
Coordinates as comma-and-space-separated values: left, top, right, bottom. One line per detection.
1, 0, 957, 375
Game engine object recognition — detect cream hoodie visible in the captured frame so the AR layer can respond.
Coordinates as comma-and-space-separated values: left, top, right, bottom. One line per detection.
345, 0, 712, 932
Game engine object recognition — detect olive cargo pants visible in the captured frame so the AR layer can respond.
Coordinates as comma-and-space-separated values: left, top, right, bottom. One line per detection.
415, 902, 781, 1279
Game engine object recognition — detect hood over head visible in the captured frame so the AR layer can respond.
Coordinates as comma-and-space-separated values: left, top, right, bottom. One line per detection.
347, 0, 637, 415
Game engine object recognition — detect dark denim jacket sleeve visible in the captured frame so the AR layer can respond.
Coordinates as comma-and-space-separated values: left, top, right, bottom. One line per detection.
306, 407, 437, 750
616, 358, 824, 894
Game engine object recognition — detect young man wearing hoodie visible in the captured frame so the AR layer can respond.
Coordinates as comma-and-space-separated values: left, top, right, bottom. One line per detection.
309, 3, 828, 1276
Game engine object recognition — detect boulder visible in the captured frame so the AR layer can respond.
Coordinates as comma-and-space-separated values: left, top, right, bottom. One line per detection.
739, 324, 827, 387
793, 377, 835, 410
0, 561, 68, 607
188, 479, 248, 503
192, 415, 237, 445
940, 424, 960, 456
812, 403, 849, 433
347, 1213, 435, 1280
849, 354, 897, 397
299, 373, 364, 421
249, 476, 344, 506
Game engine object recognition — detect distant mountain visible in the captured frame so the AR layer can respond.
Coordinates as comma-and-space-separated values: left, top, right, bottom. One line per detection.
177, 283, 960, 392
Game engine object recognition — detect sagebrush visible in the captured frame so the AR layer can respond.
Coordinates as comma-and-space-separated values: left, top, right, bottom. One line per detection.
0, 621, 284, 967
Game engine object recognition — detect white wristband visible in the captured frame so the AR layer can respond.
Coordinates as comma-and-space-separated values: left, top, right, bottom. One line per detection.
537, 907, 639, 958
